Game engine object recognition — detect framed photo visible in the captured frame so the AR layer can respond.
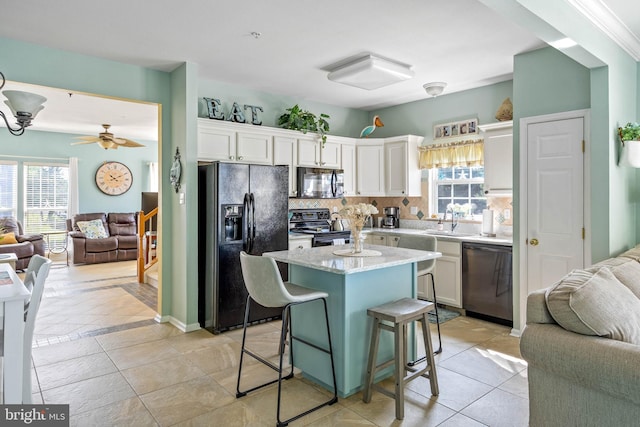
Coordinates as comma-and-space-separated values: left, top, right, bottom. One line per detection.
433, 118, 479, 140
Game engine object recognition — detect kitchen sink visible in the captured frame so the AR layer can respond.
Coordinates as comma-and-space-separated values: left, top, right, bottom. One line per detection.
423, 230, 478, 237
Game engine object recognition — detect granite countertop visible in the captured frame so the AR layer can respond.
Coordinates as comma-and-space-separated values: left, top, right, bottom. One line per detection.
362, 227, 513, 246
264, 244, 441, 275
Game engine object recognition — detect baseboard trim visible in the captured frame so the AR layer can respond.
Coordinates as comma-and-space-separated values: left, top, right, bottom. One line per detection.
155, 314, 201, 332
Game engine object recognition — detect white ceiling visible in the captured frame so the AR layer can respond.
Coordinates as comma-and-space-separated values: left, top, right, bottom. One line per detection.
0, 0, 637, 139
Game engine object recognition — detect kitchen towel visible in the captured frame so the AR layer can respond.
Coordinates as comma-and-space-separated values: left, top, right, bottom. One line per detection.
482, 209, 495, 236
332, 238, 346, 245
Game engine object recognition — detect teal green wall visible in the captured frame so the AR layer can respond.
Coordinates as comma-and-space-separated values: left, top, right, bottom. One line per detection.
371, 81, 513, 140
197, 79, 368, 138
512, 46, 591, 331
0, 130, 157, 215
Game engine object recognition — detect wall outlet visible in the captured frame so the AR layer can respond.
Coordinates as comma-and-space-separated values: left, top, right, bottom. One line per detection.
504, 209, 510, 219
410, 206, 418, 215
179, 192, 185, 205
333, 206, 338, 212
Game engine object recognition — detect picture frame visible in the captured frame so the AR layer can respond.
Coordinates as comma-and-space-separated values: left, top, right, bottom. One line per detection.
434, 118, 478, 140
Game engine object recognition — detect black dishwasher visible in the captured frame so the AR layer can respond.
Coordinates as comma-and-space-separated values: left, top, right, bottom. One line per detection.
462, 242, 513, 326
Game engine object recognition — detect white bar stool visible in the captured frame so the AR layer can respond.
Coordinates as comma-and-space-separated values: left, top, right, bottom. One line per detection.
236, 251, 338, 427
363, 297, 439, 420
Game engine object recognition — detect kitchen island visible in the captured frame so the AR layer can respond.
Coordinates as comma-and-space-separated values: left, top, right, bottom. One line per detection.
263, 244, 441, 398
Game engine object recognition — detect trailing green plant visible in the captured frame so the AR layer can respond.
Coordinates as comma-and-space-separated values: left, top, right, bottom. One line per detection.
278, 104, 330, 146
618, 122, 640, 144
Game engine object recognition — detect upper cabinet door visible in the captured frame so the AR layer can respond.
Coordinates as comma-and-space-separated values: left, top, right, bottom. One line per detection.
480, 121, 513, 196
384, 136, 423, 197
273, 136, 298, 197
320, 139, 341, 168
297, 137, 320, 167
341, 142, 356, 196
356, 141, 385, 196
237, 132, 273, 164
197, 124, 236, 161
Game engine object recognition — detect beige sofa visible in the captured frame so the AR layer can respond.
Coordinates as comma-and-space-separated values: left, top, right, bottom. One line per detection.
520, 246, 640, 426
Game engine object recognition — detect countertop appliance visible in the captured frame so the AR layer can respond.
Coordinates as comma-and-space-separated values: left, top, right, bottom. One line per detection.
289, 208, 351, 246
382, 206, 400, 228
462, 242, 513, 326
296, 167, 344, 199
198, 162, 289, 334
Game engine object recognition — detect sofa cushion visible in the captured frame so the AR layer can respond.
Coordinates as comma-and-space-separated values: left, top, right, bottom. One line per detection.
0, 232, 18, 245
590, 258, 640, 300
108, 213, 136, 236
76, 219, 109, 239
85, 236, 117, 252
545, 267, 640, 345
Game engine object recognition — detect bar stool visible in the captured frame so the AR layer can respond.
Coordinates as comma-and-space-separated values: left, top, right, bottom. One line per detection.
363, 297, 439, 420
397, 234, 442, 355
236, 251, 338, 427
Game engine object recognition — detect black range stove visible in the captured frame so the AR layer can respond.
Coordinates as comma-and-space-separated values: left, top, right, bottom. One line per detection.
289, 208, 351, 247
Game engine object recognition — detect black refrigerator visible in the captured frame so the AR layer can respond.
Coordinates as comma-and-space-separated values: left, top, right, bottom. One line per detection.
198, 162, 289, 334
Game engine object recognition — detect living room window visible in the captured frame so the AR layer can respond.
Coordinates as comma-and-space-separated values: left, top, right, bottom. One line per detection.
429, 166, 486, 219
24, 163, 69, 233
0, 161, 18, 219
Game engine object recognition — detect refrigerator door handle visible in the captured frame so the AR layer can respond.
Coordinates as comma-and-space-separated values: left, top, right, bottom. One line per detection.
249, 192, 256, 252
243, 192, 251, 252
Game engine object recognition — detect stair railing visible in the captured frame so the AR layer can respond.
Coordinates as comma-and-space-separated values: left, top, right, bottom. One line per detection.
137, 208, 158, 283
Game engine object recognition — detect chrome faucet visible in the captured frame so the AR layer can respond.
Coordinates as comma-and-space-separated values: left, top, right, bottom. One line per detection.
446, 208, 458, 233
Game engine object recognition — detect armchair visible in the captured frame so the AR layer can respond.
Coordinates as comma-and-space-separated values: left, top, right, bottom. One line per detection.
0, 217, 46, 270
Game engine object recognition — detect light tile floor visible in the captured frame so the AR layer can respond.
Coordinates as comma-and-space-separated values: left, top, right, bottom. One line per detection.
24, 259, 529, 426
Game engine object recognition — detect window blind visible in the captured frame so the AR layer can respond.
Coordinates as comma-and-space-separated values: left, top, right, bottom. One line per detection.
0, 161, 18, 219
24, 163, 69, 233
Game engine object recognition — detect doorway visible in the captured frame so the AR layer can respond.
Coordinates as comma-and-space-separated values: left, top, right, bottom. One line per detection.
518, 109, 591, 331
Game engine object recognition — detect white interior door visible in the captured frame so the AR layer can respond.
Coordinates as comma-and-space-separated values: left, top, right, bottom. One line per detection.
520, 113, 587, 332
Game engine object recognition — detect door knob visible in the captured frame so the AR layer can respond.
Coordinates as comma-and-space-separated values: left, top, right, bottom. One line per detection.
530, 238, 539, 246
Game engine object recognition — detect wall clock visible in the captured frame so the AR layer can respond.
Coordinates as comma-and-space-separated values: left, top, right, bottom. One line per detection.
95, 161, 133, 195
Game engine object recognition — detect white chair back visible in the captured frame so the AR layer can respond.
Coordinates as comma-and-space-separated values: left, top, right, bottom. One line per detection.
397, 235, 437, 276
239, 251, 295, 308
22, 254, 52, 403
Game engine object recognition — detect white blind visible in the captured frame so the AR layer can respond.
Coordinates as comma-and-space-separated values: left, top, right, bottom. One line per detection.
0, 161, 18, 219
24, 162, 69, 233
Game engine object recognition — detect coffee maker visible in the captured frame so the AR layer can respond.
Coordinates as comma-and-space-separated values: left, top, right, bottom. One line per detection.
382, 207, 400, 228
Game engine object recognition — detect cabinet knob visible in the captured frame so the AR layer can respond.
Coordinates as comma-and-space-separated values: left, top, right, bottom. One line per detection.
297, 245, 304, 249
229, 156, 234, 160
484, 190, 489, 194
321, 162, 326, 165
238, 156, 244, 160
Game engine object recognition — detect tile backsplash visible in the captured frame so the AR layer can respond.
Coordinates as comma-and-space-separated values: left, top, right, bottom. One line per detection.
288, 181, 512, 234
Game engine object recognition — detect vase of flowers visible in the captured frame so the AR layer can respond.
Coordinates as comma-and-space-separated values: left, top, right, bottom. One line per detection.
339, 203, 378, 254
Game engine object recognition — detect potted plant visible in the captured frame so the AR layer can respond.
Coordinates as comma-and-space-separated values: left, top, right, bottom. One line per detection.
618, 122, 640, 167
278, 104, 330, 146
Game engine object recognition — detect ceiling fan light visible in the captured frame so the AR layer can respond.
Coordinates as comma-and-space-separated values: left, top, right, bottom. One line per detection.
328, 54, 414, 90
3, 90, 47, 117
423, 82, 447, 97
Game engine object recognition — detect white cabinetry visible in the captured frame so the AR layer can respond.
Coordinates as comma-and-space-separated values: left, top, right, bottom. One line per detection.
273, 136, 298, 197
288, 235, 313, 250
356, 140, 385, 196
341, 141, 356, 196
197, 119, 272, 164
479, 121, 512, 196
365, 233, 387, 246
431, 240, 462, 308
384, 135, 423, 197
297, 138, 341, 168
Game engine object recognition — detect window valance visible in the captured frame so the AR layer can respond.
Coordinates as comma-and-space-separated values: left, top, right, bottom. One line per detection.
418, 139, 484, 169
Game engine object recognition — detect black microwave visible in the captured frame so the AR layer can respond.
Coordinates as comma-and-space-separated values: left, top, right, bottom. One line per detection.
296, 167, 344, 199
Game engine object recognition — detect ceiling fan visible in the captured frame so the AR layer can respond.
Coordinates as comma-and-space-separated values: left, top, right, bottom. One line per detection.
71, 124, 145, 150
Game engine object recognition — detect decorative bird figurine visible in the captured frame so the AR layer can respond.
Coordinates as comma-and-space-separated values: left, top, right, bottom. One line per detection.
360, 116, 384, 138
